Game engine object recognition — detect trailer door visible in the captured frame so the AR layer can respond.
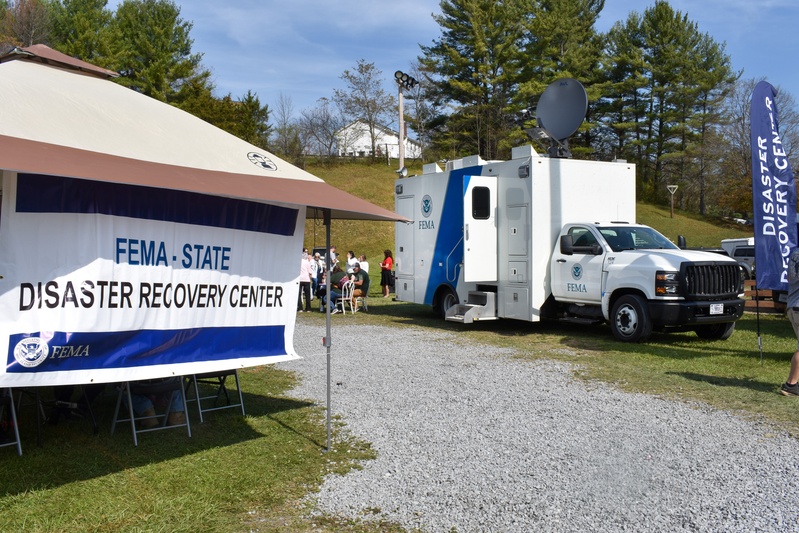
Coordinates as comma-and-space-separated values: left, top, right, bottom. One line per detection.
395, 195, 415, 277
463, 175, 497, 282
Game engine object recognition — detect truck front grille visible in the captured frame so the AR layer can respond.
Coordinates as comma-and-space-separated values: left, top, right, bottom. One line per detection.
682, 263, 742, 300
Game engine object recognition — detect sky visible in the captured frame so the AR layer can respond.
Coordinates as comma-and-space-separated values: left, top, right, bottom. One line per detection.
108, 0, 799, 122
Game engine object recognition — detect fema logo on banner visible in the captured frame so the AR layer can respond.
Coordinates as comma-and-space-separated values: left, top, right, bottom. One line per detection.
247, 152, 278, 171
13, 337, 50, 368
421, 195, 433, 218
571, 264, 583, 280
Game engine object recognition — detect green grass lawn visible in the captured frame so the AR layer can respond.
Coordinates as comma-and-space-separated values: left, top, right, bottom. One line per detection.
0, 365, 404, 532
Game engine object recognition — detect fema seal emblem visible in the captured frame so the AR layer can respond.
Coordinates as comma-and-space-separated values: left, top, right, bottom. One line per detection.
13, 337, 50, 368
247, 152, 278, 171
571, 264, 583, 280
421, 195, 433, 218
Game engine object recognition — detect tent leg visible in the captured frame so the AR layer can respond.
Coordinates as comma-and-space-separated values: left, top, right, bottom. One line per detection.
324, 209, 332, 452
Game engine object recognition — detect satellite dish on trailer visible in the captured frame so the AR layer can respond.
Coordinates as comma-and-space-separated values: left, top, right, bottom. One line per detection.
534, 78, 587, 157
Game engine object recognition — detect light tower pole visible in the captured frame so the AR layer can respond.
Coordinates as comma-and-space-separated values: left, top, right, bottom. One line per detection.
394, 70, 417, 172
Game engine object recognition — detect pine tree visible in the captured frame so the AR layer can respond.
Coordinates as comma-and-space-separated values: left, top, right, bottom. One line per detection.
420, 0, 531, 160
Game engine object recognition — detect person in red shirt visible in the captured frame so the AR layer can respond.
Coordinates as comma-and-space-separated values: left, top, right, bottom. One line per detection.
379, 249, 394, 298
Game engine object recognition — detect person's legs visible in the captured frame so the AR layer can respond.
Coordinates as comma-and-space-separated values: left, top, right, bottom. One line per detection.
352, 289, 364, 311
780, 308, 799, 395
788, 351, 799, 384
166, 389, 186, 425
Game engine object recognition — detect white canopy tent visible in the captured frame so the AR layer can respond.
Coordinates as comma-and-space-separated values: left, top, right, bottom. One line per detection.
0, 45, 401, 221
0, 46, 406, 448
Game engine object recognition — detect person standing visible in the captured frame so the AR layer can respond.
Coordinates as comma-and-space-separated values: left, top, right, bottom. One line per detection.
346, 250, 358, 274
379, 249, 394, 298
309, 252, 319, 299
297, 251, 313, 313
780, 246, 799, 396
358, 254, 369, 274
329, 246, 338, 268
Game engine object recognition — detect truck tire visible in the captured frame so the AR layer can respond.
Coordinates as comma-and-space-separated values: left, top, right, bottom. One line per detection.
434, 287, 458, 319
695, 322, 736, 340
610, 294, 653, 343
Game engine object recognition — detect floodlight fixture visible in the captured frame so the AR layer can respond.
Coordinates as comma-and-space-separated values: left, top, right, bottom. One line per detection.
394, 70, 417, 90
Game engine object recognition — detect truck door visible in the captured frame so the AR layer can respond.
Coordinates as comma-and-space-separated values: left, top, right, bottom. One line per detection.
463, 175, 497, 282
551, 225, 604, 304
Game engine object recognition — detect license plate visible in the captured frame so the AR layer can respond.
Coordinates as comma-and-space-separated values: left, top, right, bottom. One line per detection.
710, 303, 724, 315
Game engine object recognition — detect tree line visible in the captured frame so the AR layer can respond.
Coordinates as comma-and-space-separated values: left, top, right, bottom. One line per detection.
2, 0, 797, 219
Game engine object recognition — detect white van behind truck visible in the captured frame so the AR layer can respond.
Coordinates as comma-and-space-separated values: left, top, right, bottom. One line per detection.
720, 237, 755, 279
394, 144, 745, 342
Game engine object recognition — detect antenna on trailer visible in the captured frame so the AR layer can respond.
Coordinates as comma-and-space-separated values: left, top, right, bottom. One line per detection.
527, 78, 588, 158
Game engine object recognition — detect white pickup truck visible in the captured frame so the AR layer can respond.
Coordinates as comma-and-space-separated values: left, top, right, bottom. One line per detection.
549, 223, 745, 342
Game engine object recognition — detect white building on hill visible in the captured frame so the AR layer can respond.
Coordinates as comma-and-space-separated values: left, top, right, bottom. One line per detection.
336, 119, 422, 160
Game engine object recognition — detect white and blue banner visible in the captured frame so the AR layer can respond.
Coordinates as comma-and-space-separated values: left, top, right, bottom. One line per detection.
0, 172, 302, 387
750, 81, 797, 291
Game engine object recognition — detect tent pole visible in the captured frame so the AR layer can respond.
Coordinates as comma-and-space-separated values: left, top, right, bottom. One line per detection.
324, 209, 332, 451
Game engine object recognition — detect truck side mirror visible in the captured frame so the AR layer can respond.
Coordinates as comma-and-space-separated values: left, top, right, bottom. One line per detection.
590, 244, 603, 255
677, 235, 686, 249
560, 234, 574, 255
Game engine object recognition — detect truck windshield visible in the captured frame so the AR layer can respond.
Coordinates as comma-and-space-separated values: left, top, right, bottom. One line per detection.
598, 226, 679, 252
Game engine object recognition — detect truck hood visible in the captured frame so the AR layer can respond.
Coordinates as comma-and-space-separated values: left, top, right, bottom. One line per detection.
618, 248, 736, 264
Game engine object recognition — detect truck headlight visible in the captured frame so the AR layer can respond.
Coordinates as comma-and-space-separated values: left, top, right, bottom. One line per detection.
655, 270, 681, 295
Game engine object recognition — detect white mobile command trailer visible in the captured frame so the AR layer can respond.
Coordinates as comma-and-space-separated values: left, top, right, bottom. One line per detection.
393, 144, 745, 342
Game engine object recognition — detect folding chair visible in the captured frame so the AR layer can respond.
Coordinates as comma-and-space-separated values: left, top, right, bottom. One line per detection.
185, 369, 245, 423
353, 278, 370, 312
1, 388, 22, 456
111, 378, 191, 446
336, 280, 354, 314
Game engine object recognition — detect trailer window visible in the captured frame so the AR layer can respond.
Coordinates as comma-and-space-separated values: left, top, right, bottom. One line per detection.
472, 186, 491, 219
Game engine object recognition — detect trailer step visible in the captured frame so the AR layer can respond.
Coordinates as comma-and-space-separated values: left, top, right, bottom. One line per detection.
445, 291, 498, 324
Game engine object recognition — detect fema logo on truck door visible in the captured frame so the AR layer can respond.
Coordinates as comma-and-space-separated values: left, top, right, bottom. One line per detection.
419, 195, 435, 229
571, 264, 583, 280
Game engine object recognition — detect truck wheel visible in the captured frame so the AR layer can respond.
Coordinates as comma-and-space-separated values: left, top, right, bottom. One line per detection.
434, 287, 458, 319
695, 322, 736, 340
610, 295, 653, 343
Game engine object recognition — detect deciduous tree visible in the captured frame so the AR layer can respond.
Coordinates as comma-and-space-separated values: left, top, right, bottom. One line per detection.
300, 97, 345, 158
332, 60, 395, 162
0, 0, 52, 52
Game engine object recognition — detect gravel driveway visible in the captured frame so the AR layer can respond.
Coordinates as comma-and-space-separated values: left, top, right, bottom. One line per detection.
282, 322, 799, 532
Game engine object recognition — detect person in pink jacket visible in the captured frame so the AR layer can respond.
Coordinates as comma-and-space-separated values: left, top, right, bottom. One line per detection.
298, 250, 313, 312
